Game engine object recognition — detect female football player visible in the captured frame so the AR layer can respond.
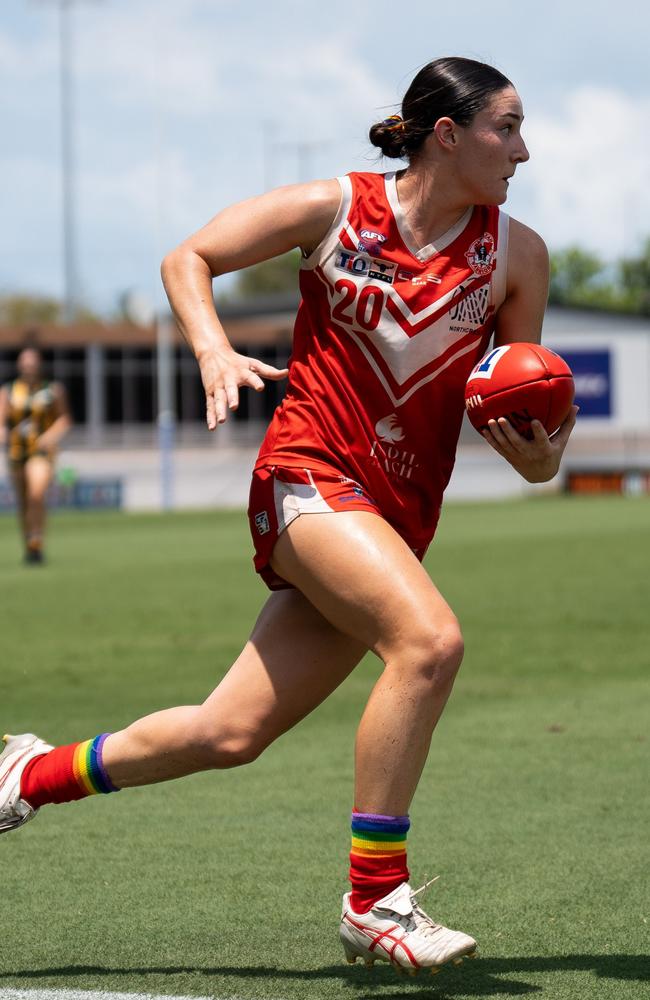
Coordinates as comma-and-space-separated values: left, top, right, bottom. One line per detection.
0, 344, 72, 563
0, 57, 576, 974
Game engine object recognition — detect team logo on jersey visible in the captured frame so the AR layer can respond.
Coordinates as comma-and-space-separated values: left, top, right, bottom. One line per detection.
374, 414, 405, 444
449, 283, 490, 330
465, 232, 495, 276
335, 249, 396, 284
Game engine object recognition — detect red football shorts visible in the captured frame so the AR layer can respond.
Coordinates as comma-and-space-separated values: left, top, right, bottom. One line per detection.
248, 464, 429, 591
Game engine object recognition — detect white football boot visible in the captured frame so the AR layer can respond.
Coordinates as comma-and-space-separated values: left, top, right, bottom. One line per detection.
0, 733, 53, 834
340, 879, 477, 976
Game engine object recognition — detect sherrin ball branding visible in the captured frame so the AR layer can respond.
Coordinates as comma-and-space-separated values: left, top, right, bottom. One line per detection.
465, 343, 575, 439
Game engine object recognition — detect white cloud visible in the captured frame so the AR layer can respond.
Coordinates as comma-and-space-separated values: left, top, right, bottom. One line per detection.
510, 86, 650, 257
3, 4, 650, 310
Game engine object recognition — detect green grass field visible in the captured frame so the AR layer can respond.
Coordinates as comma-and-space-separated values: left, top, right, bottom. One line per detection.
0, 497, 648, 1000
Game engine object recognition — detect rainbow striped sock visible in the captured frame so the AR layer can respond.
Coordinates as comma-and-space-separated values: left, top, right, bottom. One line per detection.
349, 811, 410, 913
21, 733, 119, 808
72, 734, 119, 796
351, 812, 410, 859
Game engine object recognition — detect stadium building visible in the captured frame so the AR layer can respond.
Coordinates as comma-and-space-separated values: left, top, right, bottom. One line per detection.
1, 300, 649, 508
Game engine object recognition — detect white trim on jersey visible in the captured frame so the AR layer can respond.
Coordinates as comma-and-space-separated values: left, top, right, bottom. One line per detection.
491, 210, 510, 312
384, 172, 474, 262
342, 220, 361, 250
300, 176, 352, 271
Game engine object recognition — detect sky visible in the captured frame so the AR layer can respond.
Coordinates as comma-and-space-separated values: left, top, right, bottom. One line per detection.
2, 0, 650, 316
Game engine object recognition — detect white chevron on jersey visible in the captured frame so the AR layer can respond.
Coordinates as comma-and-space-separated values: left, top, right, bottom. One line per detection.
348, 326, 483, 408
384, 274, 482, 329
315, 266, 489, 407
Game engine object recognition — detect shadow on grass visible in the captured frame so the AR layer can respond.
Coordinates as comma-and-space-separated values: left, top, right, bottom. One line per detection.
1, 954, 648, 996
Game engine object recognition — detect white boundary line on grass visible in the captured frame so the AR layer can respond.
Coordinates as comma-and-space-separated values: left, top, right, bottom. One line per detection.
0, 989, 290, 1000
0, 990, 224, 1000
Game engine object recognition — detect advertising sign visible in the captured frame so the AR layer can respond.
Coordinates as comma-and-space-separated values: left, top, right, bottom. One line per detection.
0, 478, 123, 513
551, 349, 612, 417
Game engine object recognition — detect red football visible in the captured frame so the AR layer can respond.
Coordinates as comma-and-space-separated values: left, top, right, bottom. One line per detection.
465, 343, 575, 439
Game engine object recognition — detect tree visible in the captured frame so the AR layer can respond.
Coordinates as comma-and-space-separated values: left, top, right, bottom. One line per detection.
548, 242, 650, 316
619, 238, 650, 314
549, 247, 603, 305
219, 250, 301, 302
0, 293, 100, 326
0, 293, 63, 325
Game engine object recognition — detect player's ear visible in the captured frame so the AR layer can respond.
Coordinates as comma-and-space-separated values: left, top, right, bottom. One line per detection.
433, 117, 458, 148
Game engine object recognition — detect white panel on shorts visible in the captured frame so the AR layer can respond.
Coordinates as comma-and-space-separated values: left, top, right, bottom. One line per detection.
273, 470, 334, 533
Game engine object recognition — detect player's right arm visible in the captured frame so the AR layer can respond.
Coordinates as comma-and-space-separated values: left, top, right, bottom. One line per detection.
161, 179, 341, 428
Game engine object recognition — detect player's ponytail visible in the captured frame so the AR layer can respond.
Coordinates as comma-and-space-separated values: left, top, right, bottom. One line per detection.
369, 57, 512, 160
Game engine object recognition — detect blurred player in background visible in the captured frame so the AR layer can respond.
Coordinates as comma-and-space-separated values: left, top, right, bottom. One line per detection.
0, 343, 72, 564
1, 58, 576, 974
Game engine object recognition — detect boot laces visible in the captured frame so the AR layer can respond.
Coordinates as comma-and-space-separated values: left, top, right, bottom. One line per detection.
408, 875, 442, 937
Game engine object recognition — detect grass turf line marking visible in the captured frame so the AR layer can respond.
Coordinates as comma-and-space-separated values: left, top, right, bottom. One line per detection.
0, 991, 219, 1000
0, 992, 287, 1000
0, 992, 286, 1000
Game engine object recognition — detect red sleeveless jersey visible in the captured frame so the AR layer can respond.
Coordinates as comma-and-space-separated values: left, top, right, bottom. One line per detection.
256, 171, 509, 545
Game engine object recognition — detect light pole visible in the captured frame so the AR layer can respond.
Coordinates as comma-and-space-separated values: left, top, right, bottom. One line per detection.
38, 0, 100, 323
58, 0, 77, 324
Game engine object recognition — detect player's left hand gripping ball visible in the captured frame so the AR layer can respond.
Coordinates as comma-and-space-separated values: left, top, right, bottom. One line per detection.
464, 343, 574, 439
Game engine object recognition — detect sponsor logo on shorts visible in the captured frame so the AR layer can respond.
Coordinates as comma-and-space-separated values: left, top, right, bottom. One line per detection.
254, 511, 271, 535
338, 492, 378, 505
335, 250, 396, 284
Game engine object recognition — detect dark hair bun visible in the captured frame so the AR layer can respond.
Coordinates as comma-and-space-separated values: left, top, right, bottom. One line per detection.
369, 117, 406, 159
369, 58, 513, 161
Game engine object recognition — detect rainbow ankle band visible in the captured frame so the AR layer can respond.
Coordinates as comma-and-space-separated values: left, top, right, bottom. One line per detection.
351, 811, 409, 858
72, 733, 119, 795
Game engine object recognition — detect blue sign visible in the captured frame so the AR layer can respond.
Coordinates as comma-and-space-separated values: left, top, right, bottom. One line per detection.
550, 348, 612, 418
0, 478, 123, 513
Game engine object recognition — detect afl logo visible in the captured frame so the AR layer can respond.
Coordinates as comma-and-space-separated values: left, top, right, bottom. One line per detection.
465, 232, 495, 277
360, 230, 386, 244
359, 229, 387, 255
